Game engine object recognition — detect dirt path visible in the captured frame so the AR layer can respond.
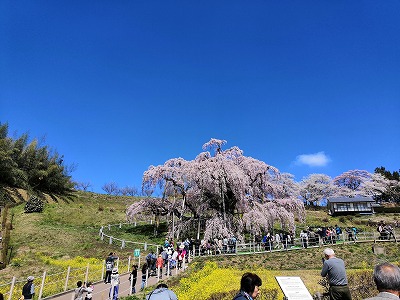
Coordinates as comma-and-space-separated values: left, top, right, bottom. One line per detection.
45, 267, 185, 300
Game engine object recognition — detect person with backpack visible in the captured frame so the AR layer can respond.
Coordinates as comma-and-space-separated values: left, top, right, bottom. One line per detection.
74, 281, 88, 300
22, 276, 35, 300
109, 268, 120, 300
104, 252, 118, 283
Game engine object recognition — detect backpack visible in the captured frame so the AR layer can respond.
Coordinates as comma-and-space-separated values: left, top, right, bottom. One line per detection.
74, 287, 83, 300
106, 261, 113, 271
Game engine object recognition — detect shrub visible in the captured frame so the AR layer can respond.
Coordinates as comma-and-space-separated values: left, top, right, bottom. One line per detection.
175, 262, 281, 300
24, 195, 44, 213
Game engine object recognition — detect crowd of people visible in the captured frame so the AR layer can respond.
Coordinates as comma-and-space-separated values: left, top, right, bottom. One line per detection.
18, 222, 398, 300
14, 251, 400, 300
377, 221, 397, 241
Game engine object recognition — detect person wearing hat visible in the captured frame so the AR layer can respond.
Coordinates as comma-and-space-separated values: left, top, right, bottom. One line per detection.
109, 268, 120, 300
177, 243, 186, 270
22, 276, 35, 300
156, 254, 164, 279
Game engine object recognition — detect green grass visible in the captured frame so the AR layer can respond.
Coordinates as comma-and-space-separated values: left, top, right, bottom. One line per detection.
1, 191, 166, 280
1, 190, 399, 286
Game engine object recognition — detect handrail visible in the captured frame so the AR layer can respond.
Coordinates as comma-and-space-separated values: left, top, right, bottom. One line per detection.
0, 223, 397, 300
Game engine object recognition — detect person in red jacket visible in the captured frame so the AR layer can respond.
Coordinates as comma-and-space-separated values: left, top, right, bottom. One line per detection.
156, 254, 164, 279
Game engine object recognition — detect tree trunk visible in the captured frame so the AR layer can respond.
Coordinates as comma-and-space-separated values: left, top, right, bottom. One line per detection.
154, 213, 160, 236
172, 195, 176, 238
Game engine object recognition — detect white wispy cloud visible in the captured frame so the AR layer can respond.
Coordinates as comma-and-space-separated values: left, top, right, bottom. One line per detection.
295, 151, 330, 167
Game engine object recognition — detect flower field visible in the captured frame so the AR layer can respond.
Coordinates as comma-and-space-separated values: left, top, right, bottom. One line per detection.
172, 261, 379, 300
174, 262, 282, 300
0, 254, 133, 299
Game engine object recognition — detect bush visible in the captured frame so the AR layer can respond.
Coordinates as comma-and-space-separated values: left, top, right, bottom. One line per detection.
374, 206, 400, 213
24, 195, 44, 213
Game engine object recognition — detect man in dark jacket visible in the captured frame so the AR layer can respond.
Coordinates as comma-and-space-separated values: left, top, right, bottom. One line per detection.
104, 252, 118, 283
233, 273, 262, 300
22, 276, 35, 300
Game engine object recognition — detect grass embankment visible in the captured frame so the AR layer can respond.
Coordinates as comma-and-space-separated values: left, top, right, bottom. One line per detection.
1, 191, 399, 299
169, 243, 399, 300
0, 191, 160, 281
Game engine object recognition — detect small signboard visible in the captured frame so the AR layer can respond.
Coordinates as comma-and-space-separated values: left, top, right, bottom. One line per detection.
275, 276, 313, 300
134, 249, 140, 257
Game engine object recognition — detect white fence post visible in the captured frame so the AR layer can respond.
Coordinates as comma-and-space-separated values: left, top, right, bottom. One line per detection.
167, 260, 170, 278
109, 236, 113, 245
128, 256, 131, 273
64, 266, 71, 291
101, 262, 105, 281
38, 271, 46, 300
145, 269, 149, 288
85, 264, 89, 283
129, 274, 134, 295
7, 276, 16, 300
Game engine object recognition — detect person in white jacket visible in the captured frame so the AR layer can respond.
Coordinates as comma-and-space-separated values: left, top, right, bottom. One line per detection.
109, 268, 120, 300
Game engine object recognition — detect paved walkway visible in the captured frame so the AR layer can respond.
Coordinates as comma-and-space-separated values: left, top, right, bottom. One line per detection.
46, 267, 185, 300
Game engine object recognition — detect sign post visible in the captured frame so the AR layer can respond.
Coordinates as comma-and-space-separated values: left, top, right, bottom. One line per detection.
275, 276, 313, 300
134, 249, 140, 257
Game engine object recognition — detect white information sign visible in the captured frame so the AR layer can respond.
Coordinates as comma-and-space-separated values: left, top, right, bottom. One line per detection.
275, 276, 313, 300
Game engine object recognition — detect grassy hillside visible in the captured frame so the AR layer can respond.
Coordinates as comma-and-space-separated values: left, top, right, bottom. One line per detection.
1, 190, 399, 285
0, 191, 158, 280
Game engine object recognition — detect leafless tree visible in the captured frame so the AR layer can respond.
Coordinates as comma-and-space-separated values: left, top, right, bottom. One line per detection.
102, 182, 119, 195
75, 181, 92, 191
120, 186, 139, 196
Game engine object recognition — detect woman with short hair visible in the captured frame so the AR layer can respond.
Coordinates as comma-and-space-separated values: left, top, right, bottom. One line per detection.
233, 272, 262, 300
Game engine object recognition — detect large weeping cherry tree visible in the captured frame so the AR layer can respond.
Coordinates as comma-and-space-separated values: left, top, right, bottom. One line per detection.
126, 138, 305, 242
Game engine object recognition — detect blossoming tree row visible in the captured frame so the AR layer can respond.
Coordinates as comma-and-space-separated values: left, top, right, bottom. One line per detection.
126, 139, 392, 242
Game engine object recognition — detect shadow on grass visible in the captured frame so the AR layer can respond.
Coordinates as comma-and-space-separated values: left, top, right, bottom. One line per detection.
124, 222, 169, 237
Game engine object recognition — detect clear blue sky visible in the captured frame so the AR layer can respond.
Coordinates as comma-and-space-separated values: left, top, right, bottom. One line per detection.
1, 1, 399, 194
